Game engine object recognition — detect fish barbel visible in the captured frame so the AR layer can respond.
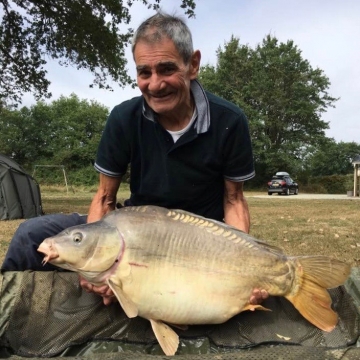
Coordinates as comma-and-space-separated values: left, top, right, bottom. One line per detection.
38, 205, 351, 356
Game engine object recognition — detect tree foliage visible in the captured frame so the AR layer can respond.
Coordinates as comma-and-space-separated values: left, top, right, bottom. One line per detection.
0, 0, 196, 105
0, 94, 109, 171
307, 139, 360, 176
0, 104, 52, 165
0, 92, 358, 187
199, 35, 338, 183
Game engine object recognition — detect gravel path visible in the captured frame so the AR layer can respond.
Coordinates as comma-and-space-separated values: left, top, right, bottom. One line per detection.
251, 193, 360, 200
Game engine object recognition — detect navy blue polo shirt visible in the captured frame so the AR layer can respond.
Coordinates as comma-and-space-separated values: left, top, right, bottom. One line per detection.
94, 80, 254, 221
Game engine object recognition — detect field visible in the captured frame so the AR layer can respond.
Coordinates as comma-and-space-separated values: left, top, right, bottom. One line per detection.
1, 186, 360, 267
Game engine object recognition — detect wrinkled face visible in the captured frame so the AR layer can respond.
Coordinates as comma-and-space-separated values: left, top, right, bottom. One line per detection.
38, 222, 123, 275
134, 37, 200, 117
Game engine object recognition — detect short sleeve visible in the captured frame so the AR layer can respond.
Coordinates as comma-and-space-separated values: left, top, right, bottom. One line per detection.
94, 106, 131, 177
222, 110, 255, 182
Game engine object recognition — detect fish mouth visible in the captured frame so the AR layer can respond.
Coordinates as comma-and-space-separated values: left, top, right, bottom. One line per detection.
37, 240, 60, 266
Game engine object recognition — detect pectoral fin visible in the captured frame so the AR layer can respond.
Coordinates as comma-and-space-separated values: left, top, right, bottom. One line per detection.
107, 278, 138, 318
149, 319, 179, 356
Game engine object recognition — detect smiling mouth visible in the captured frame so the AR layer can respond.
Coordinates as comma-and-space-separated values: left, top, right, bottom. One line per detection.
150, 92, 173, 99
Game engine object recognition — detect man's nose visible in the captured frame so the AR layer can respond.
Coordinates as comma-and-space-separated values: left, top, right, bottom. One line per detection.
148, 74, 165, 92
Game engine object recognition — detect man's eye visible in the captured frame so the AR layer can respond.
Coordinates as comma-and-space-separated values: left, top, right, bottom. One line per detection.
138, 70, 151, 78
162, 67, 175, 75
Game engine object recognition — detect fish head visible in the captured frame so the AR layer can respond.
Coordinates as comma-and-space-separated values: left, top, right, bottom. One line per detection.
38, 221, 124, 276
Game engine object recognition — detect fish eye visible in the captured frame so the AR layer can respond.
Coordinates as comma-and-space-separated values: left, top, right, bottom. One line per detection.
73, 232, 83, 244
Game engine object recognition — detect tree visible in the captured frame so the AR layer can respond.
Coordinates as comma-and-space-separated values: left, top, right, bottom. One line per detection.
0, 94, 109, 170
48, 94, 109, 168
199, 35, 338, 183
307, 139, 360, 176
0, 0, 196, 105
0, 105, 52, 166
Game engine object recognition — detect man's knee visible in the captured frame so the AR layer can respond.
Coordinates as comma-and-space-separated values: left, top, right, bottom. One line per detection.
1, 213, 87, 271
13, 213, 86, 244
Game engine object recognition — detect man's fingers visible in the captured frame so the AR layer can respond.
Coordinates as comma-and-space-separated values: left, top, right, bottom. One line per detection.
79, 276, 117, 306
102, 295, 117, 306
249, 288, 269, 305
79, 279, 93, 293
104, 287, 115, 297
93, 284, 110, 295
79, 276, 94, 292
260, 289, 269, 299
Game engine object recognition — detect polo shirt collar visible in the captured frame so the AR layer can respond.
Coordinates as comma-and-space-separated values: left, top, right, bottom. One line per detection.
142, 79, 210, 134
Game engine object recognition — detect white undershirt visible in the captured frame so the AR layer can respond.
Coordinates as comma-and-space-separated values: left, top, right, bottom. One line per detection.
166, 108, 198, 142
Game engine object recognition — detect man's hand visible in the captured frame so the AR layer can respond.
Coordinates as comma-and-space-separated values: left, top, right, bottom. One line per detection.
79, 276, 117, 306
250, 288, 269, 305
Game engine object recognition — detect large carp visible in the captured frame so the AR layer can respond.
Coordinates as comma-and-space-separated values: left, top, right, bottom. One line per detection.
38, 205, 351, 356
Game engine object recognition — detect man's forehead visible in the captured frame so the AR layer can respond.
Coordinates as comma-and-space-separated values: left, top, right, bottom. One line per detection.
134, 38, 184, 63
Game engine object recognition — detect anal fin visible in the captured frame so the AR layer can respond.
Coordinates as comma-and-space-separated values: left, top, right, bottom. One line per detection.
150, 319, 179, 356
242, 304, 272, 312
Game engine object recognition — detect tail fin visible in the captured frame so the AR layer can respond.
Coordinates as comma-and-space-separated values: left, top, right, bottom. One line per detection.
286, 256, 351, 332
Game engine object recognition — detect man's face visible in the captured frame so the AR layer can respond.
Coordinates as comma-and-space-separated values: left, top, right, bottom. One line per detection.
134, 37, 200, 117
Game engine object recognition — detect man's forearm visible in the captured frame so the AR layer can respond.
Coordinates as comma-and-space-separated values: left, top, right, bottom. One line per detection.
87, 174, 122, 223
87, 190, 117, 223
223, 198, 250, 233
223, 180, 250, 233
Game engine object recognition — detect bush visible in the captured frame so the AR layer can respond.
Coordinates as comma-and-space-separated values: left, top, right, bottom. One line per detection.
308, 174, 353, 194
33, 165, 99, 187
299, 183, 327, 194
68, 166, 99, 186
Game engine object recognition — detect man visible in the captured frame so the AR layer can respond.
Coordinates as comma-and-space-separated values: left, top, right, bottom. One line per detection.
2, 12, 267, 305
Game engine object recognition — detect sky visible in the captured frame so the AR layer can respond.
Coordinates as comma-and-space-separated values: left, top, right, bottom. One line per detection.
21, 0, 360, 143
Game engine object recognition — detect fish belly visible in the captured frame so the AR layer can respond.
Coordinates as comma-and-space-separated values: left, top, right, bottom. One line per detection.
117, 255, 255, 325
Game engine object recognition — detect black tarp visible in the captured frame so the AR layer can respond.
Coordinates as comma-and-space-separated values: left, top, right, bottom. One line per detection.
0, 154, 43, 220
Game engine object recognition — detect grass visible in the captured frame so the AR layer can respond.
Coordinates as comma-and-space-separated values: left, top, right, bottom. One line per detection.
248, 197, 360, 266
1, 186, 359, 267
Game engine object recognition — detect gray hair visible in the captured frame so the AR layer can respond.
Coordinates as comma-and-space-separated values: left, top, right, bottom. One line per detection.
131, 12, 194, 64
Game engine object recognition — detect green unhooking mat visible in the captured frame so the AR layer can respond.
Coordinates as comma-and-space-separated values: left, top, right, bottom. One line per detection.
0, 270, 360, 359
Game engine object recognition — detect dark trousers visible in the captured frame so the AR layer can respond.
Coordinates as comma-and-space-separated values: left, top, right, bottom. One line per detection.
1, 213, 87, 271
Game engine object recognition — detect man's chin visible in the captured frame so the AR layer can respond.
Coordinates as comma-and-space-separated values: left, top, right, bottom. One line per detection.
148, 97, 176, 113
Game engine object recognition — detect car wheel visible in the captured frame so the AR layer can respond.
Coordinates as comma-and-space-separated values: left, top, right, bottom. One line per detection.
268, 192, 272, 195
295, 188, 299, 195
285, 188, 290, 196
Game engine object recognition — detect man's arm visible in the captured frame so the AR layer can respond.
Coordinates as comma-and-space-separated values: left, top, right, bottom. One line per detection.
223, 179, 250, 233
87, 173, 122, 223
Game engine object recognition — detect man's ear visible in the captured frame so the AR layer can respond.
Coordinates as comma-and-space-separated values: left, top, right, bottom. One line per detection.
189, 50, 201, 79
